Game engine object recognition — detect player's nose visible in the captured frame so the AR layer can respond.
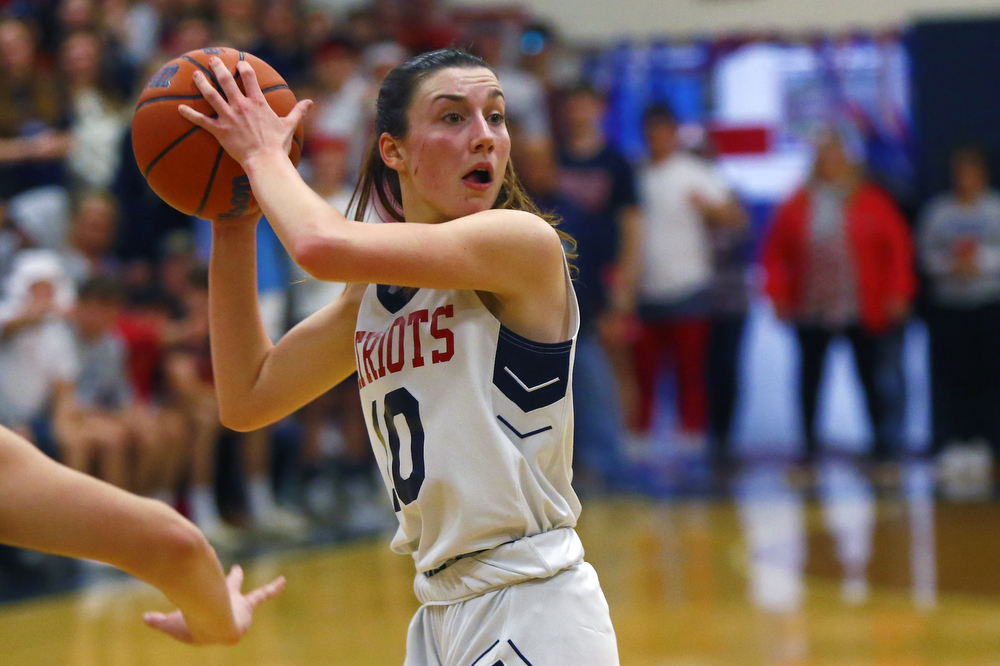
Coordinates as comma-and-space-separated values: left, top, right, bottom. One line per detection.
469, 116, 495, 154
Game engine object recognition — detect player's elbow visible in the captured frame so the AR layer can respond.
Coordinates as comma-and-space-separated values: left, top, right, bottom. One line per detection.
217, 406, 262, 433
158, 513, 213, 570
123, 503, 212, 583
291, 232, 346, 281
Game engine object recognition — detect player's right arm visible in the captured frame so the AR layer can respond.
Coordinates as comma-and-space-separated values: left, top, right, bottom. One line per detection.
207, 217, 364, 431
0, 424, 284, 645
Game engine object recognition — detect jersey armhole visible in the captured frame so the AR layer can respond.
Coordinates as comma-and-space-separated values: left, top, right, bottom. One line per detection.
473, 257, 580, 345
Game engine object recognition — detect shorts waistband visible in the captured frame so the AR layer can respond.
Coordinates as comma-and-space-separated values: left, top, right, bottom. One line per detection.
413, 527, 585, 605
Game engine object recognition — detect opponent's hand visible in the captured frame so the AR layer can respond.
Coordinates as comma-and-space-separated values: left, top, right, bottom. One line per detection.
143, 565, 286, 646
178, 56, 311, 168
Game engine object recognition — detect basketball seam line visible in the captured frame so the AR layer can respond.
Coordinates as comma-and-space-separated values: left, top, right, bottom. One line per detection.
181, 55, 226, 100
135, 86, 285, 111
142, 124, 200, 177
135, 94, 204, 110
195, 146, 226, 218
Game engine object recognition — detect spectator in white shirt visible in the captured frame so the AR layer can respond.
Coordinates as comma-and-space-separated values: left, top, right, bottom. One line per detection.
628, 105, 744, 450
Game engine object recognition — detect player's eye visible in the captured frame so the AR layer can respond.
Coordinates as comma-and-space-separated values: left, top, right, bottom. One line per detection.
443, 112, 463, 124
488, 112, 505, 125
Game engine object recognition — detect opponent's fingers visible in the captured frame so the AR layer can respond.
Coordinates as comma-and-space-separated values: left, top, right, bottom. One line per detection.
245, 576, 287, 609
226, 564, 245, 592
143, 612, 194, 643
178, 103, 218, 131
236, 61, 265, 102
209, 56, 244, 106
191, 69, 229, 116
283, 99, 313, 131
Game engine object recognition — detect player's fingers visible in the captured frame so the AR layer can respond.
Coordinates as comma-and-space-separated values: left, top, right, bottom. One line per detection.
236, 61, 264, 102
283, 99, 313, 131
191, 69, 229, 115
209, 56, 244, 105
226, 564, 245, 592
245, 576, 286, 609
177, 104, 218, 130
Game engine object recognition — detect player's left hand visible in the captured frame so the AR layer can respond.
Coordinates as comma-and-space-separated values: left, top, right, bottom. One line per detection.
143, 565, 286, 646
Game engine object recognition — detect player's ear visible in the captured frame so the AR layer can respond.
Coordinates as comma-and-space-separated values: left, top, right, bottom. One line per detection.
379, 133, 405, 173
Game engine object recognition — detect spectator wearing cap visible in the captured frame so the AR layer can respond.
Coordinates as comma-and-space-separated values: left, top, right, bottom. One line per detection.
0, 249, 78, 453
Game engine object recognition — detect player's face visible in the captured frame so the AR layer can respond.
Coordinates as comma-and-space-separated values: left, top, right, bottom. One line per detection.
393, 67, 509, 223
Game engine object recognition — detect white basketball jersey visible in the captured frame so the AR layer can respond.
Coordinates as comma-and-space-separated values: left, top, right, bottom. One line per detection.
355, 266, 581, 574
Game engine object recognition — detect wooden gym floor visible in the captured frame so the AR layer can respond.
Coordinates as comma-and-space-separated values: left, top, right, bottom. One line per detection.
2, 460, 1000, 665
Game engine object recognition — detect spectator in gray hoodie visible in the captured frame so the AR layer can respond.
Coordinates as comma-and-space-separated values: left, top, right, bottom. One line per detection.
918, 145, 1000, 457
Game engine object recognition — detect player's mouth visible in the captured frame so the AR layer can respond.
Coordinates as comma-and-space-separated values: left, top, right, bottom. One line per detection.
461, 163, 495, 191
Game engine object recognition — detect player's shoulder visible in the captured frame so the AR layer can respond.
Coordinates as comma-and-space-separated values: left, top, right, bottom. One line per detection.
471, 209, 560, 241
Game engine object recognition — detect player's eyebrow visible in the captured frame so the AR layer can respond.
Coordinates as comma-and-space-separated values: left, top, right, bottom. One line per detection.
433, 89, 505, 103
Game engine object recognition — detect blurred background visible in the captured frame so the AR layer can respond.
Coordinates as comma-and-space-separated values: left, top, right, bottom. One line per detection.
2, 0, 1000, 663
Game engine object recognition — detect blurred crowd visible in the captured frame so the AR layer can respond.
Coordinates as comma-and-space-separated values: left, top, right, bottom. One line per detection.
0, 0, 997, 560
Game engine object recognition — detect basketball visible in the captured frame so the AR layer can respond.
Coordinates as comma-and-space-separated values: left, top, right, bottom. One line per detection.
132, 47, 304, 220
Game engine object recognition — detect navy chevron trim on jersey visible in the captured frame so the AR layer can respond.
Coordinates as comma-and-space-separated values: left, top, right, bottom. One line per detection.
493, 325, 571, 412
376, 284, 420, 313
496, 415, 553, 439
508, 640, 535, 665
469, 640, 500, 666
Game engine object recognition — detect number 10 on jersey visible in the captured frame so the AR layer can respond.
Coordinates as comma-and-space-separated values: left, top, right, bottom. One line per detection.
370, 387, 426, 511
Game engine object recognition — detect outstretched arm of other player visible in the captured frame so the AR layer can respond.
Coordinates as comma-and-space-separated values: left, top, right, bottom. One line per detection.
0, 425, 284, 645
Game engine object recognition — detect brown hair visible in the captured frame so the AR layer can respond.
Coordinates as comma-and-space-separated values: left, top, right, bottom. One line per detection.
347, 48, 575, 257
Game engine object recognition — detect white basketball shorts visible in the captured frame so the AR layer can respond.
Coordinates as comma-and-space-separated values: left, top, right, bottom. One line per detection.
403, 562, 619, 666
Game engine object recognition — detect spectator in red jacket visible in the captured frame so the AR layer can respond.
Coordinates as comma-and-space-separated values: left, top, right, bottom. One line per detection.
763, 132, 915, 463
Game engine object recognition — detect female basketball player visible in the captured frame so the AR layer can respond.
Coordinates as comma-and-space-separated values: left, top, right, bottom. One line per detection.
0, 423, 284, 645
179, 49, 620, 664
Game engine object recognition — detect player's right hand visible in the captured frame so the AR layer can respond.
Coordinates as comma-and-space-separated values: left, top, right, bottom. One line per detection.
178, 57, 311, 170
143, 565, 286, 646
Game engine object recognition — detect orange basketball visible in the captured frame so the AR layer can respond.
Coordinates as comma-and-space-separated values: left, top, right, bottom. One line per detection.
132, 47, 304, 220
